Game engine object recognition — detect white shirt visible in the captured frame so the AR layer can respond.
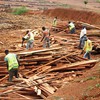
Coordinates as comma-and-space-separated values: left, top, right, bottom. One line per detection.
80, 28, 87, 39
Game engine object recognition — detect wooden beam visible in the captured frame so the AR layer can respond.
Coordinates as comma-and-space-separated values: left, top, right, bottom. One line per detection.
77, 21, 100, 30
13, 92, 32, 100
18, 47, 62, 56
0, 74, 8, 83
24, 52, 79, 75
48, 60, 98, 72
19, 56, 53, 62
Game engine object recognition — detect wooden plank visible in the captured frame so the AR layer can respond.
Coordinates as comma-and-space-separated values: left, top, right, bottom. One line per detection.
24, 53, 78, 75
18, 47, 62, 55
0, 81, 51, 96
77, 21, 100, 30
48, 60, 98, 72
20, 62, 37, 66
68, 60, 98, 67
19, 56, 53, 62
0, 74, 9, 83
33, 75, 55, 94
13, 92, 32, 100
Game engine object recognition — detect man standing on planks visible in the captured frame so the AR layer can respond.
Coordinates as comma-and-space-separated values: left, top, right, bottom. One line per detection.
4, 50, 20, 82
68, 21, 76, 34
22, 30, 34, 50
41, 27, 50, 48
79, 26, 87, 49
52, 17, 57, 31
81, 38, 92, 59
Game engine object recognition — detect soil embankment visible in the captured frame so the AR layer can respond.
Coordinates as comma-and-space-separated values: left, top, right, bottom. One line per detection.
43, 8, 100, 25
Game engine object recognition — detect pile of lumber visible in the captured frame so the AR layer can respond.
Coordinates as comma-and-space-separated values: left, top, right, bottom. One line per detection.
92, 44, 100, 53
0, 47, 98, 99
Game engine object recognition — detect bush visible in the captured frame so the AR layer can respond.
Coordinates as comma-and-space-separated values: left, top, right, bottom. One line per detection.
84, 0, 88, 5
12, 6, 28, 15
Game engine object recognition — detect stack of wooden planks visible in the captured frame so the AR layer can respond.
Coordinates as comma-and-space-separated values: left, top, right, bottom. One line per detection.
0, 47, 98, 99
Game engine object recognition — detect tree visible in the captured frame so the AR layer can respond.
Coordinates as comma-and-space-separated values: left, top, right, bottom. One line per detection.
84, 0, 88, 8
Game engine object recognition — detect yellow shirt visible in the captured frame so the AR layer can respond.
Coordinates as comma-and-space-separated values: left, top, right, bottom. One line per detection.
69, 22, 75, 30
83, 39, 92, 52
52, 18, 57, 27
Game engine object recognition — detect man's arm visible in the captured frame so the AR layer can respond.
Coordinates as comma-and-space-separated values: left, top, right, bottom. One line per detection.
41, 35, 45, 42
41, 32, 45, 42
4, 57, 8, 70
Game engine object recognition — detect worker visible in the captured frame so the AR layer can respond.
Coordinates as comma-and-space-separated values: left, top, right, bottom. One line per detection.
41, 27, 50, 48
79, 26, 87, 49
68, 21, 76, 34
22, 30, 34, 50
81, 38, 92, 59
52, 17, 58, 31
4, 50, 19, 82
52, 17, 57, 28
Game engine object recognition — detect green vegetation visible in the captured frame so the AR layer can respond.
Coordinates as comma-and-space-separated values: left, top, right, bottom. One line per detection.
12, 6, 28, 15
96, 0, 100, 3
95, 83, 100, 88
83, 76, 96, 82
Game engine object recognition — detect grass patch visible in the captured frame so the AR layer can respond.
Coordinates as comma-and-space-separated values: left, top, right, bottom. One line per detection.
82, 76, 97, 82
95, 83, 100, 88
12, 6, 28, 15
96, 0, 100, 3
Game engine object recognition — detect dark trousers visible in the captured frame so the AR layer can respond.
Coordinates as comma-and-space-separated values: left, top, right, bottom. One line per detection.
79, 35, 87, 49
43, 37, 50, 48
8, 68, 18, 82
70, 28, 75, 34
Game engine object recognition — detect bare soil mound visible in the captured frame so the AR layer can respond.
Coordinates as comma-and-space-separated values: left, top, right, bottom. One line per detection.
43, 8, 100, 25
